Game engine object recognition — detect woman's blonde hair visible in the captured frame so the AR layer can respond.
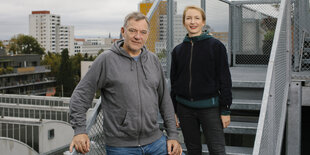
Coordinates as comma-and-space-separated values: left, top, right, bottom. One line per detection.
182, 6, 206, 25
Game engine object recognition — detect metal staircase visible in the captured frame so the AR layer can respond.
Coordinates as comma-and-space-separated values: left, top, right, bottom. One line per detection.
161, 67, 266, 155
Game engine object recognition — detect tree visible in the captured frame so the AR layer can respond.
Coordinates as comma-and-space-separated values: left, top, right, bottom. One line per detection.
97, 49, 104, 55
0, 41, 4, 48
71, 53, 83, 84
7, 34, 44, 55
57, 49, 75, 97
84, 53, 89, 60
41, 52, 61, 77
7, 36, 18, 54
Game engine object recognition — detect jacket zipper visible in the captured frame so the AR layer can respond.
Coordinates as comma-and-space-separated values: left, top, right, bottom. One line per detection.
136, 60, 142, 146
189, 41, 194, 101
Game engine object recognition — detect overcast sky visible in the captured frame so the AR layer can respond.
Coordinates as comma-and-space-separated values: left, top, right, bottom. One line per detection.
0, 0, 229, 40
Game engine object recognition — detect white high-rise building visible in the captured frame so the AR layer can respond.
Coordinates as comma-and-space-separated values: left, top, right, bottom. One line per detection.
29, 11, 74, 54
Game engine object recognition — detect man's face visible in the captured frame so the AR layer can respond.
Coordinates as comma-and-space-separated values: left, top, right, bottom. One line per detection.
121, 19, 149, 53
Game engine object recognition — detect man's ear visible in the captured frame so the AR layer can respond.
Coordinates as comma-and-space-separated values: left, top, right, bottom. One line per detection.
121, 27, 125, 34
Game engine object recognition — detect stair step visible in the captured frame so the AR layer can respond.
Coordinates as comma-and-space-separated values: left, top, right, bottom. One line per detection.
181, 143, 253, 155
159, 119, 257, 135
231, 116, 258, 123
225, 121, 257, 135
302, 59, 310, 64
232, 81, 265, 88
303, 47, 310, 53
231, 99, 261, 110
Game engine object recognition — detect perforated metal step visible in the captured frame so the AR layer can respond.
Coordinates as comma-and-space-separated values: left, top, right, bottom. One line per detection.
181, 144, 253, 155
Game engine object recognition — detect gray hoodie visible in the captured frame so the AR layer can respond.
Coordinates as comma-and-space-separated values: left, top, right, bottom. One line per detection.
69, 39, 178, 147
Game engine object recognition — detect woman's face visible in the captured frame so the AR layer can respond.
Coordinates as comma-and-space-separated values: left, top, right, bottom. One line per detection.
184, 9, 205, 37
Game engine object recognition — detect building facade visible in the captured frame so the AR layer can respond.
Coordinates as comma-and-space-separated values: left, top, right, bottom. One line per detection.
139, 0, 169, 53
0, 94, 98, 154
29, 11, 74, 55
74, 38, 113, 56
0, 54, 56, 95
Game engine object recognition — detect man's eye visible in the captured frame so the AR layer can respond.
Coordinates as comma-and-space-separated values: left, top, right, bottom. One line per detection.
141, 31, 148, 35
129, 29, 137, 33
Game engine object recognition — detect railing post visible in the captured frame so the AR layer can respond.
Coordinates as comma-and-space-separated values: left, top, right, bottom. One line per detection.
201, 0, 206, 12
166, 0, 174, 81
286, 81, 302, 155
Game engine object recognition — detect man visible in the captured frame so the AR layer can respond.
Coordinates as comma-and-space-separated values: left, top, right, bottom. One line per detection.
69, 12, 182, 155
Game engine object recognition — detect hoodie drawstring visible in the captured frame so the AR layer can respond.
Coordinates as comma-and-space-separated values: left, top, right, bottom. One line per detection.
141, 56, 148, 80
131, 60, 134, 71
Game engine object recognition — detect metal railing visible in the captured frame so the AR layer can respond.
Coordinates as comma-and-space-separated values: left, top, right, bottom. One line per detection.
71, 98, 104, 155
292, 0, 310, 71
253, 0, 291, 154
229, 0, 281, 66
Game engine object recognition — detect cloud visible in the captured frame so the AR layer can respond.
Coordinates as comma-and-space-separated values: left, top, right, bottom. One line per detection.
0, 0, 141, 39
0, 0, 230, 40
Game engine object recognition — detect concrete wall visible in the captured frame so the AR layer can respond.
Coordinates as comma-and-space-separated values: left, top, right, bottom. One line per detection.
39, 120, 74, 153
0, 137, 39, 155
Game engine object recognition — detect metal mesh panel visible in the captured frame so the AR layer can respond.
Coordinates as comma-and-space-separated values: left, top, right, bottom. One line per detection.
74, 109, 106, 155
232, 3, 279, 66
292, 0, 310, 71
150, 0, 201, 78
72, 103, 106, 155
253, 0, 291, 154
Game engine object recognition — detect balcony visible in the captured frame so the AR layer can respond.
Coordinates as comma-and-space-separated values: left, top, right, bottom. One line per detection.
0, 66, 51, 78
0, 77, 56, 90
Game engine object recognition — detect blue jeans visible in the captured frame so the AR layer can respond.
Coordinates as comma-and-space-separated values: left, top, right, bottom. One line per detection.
106, 135, 174, 155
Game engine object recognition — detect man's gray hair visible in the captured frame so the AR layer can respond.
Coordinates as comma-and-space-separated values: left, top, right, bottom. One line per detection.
123, 12, 150, 28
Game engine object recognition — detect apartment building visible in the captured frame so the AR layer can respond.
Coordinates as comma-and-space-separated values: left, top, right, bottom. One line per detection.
29, 11, 74, 55
74, 38, 113, 56
0, 54, 56, 95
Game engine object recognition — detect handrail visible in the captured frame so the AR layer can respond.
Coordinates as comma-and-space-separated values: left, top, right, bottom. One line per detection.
71, 97, 102, 155
253, 0, 291, 154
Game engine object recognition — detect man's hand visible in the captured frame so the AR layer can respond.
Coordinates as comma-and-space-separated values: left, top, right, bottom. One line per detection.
174, 114, 180, 128
221, 115, 231, 128
69, 134, 90, 154
167, 139, 183, 155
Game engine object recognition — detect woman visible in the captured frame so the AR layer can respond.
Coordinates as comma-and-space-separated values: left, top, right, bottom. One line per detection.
170, 6, 232, 155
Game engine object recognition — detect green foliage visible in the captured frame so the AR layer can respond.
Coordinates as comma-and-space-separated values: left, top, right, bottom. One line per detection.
6, 67, 13, 73
264, 30, 275, 41
0, 41, 4, 48
0, 68, 3, 75
97, 49, 104, 55
262, 30, 275, 55
8, 37, 18, 54
71, 53, 83, 84
8, 34, 45, 55
84, 53, 89, 60
41, 52, 61, 77
261, 17, 276, 55
57, 49, 75, 97
41, 51, 98, 97
0, 67, 14, 75
157, 49, 167, 61
261, 17, 277, 32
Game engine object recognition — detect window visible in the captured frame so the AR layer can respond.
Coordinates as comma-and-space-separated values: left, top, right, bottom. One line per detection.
48, 129, 55, 140
33, 126, 39, 151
